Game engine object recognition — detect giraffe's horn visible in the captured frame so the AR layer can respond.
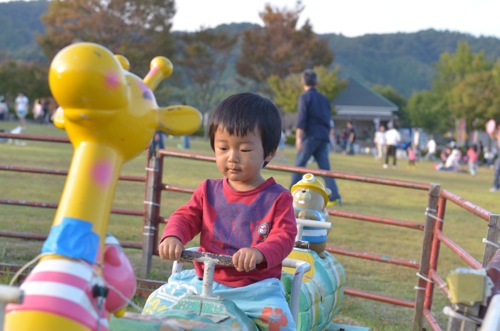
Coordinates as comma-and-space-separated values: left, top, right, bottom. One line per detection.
143, 57, 173, 92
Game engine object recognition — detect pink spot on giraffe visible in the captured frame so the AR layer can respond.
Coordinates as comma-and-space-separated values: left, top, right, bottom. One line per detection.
92, 161, 112, 188
105, 72, 120, 89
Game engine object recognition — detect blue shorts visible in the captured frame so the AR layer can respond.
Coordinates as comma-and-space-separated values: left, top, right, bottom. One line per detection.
16, 110, 26, 119
143, 269, 296, 331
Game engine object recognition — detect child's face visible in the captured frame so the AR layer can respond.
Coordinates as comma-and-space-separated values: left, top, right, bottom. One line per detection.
213, 127, 274, 191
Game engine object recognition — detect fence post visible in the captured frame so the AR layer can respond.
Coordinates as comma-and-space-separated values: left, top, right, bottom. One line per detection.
482, 214, 500, 267
141, 154, 163, 277
413, 183, 441, 331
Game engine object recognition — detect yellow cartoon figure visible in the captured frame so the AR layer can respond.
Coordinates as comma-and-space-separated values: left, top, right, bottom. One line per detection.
5, 42, 201, 331
291, 173, 332, 257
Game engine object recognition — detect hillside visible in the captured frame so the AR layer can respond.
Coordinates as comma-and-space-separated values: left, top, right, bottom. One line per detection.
0, 0, 47, 62
2, 0, 500, 96
326, 30, 500, 96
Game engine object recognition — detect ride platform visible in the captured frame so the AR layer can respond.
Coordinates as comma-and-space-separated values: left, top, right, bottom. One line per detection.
109, 313, 371, 331
328, 323, 370, 331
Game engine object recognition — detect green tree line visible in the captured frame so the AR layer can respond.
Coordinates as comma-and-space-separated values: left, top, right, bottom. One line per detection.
1, 0, 500, 135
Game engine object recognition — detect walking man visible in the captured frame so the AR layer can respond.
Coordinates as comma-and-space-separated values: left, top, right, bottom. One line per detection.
290, 69, 341, 206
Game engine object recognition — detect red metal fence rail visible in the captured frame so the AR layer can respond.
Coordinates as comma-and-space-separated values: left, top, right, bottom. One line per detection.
413, 189, 500, 331
154, 149, 498, 330
0, 133, 146, 251
1, 132, 499, 330
155, 150, 428, 308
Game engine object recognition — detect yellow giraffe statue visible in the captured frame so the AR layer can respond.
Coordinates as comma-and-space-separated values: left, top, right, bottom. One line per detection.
4, 42, 201, 331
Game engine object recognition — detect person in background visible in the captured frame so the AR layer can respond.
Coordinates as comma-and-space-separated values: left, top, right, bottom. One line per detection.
440, 147, 451, 165
329, 119, 336, 153
144, 93, 297, 330
42, 98, 51, 124
436, 149, 461, 172
178, 135, 191, 149
411, 128, 421, 159
290, 69, 341, 206
277, 130, 287, 162
484, 147, 495, 169
373, 125, 385, 160
383, 122, 401, 169
449, 139, 457, 149
424, 136, 437, 162
15, 91, 29, 129
32, 99, 43, 122
345, 121, 356, 155
340, 128, 347, 152
149, 131, 165, 156
467, 144, 478, 176
491, 126, 500, 192
0, 96, 8, 121
407, 145, 416, 169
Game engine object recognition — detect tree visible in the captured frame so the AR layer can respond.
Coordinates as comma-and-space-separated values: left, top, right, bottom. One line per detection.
236, 1, 333, 87
490, 59, 500, 122
433, 42, 493, 129
451, 71, 494, 131
434, 42, 491, 92
407, 41, 496, 134
450, 59, 500, 131
372, 85, 409, 127
175, 28, 238, 112
268, 66, 346, 114
37, 0, 175, 75
406, 90, 452, 134
0, 61, 50, 108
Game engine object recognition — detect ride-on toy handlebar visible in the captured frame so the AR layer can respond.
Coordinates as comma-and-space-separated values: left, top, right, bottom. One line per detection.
172, 249, 311, 326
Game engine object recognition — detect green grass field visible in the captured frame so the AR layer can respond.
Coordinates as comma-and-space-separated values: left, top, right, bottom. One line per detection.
1, 121, 498, 330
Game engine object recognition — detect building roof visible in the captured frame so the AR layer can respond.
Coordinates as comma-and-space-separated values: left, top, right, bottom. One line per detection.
333, 77, 398, 109
332, 77, 398, 121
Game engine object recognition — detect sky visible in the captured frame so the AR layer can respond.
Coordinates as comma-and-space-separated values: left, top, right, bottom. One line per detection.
172, 0, 500, 39
1, 0, 499, 39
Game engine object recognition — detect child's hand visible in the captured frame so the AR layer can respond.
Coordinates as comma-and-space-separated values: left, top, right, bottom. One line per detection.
159, 236, 184, 261
232, 248, 264, 272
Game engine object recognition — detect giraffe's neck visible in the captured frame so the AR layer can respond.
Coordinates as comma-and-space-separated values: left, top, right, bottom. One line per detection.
4, 143, 125, 331
53, 142, 123, 259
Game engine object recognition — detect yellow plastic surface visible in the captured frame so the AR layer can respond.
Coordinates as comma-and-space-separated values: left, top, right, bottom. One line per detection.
5, 311, 91, 331
446, 268, 486, 305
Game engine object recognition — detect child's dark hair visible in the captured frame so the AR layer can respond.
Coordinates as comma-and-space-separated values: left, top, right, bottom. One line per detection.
209, 92, 282, 167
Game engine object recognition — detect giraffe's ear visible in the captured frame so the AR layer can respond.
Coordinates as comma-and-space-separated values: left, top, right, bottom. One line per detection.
157, 105, 201, 136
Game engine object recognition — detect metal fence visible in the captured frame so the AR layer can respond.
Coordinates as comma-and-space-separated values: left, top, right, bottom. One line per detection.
1, 132, 499, 330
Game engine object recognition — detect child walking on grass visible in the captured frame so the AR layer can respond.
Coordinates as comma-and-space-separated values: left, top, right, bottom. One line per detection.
407, 145, 416, 169
467, 144, 478, 176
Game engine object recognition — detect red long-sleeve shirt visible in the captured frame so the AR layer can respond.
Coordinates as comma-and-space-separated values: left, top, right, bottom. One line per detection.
161, 177, 297, 287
